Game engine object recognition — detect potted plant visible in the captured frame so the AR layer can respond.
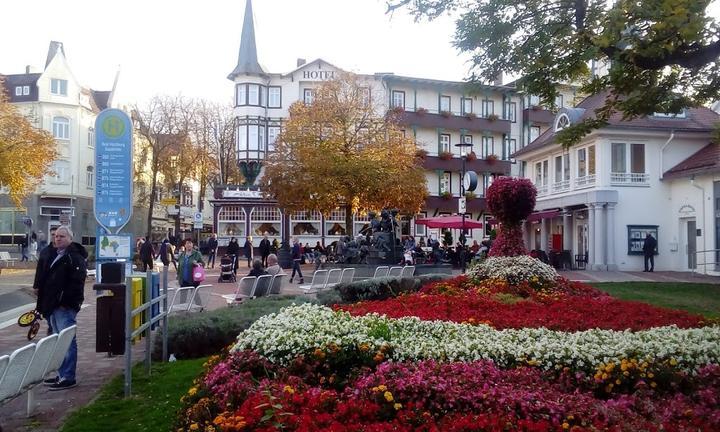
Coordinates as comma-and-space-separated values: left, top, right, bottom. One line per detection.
440, 191, 452, 200
465, 191, 477, 200
415, 148, 428, 159
439, 151, 453, 160
486, 154, 499, 164
466, 151, 477, 161
464, 112, 477, 120
416, 107, 428, 115
487, 113, 500, 122
440, 110, 452, 118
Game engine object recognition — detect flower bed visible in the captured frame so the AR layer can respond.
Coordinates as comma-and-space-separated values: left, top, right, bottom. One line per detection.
176, 274, 720, 431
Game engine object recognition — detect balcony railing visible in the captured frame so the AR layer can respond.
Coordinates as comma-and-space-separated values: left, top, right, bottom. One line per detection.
575, 174, 596, 188
536, 184, 549, 196
552, 180, 570, 192
610, 172, 649, 185
398, 110, 511, 134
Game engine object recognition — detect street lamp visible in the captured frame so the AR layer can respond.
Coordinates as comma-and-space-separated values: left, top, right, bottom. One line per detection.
455, 142, 474, 273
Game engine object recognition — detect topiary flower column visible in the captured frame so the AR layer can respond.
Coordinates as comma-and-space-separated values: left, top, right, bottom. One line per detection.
485, 177, 537, 256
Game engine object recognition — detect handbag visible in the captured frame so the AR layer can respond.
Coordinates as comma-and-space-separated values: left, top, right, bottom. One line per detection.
192, 264, 205, 282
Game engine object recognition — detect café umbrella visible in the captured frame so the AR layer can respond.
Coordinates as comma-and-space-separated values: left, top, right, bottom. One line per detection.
414, 215, 484, 229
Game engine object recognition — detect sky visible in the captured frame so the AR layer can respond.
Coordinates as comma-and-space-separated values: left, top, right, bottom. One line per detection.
0, 0, 472, 106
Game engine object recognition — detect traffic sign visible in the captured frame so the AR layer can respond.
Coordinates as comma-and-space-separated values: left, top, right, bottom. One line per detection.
160, 198, 178, 205
193, 212, 203, 222
458, 197, 467, 214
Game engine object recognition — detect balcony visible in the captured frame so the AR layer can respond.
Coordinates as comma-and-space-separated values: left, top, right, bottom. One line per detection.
398, 110, 511, 134
610, 172, 650, 186
523, 107, 555, 124
535, 184, 549, 197
421, 155, 512, 175
425, 195, 487, 213
551, 180, 570, 193
575, 174, 596, 189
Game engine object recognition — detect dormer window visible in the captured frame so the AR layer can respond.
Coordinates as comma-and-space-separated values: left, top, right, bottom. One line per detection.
51, 79, 67, 96
554, 113, 570, 131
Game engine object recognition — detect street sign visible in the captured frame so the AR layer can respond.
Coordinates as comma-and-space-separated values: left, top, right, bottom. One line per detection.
59, 211, 71, 226
193, 212, 203, 223
458, 197, 467, 214
193, 221, 203, 230
21, 216, 33, 228
94, 109, 133, 234
160, 198, 178, 205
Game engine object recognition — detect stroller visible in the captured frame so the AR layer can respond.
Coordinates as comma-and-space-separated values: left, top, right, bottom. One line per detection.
218, 255, 236, 283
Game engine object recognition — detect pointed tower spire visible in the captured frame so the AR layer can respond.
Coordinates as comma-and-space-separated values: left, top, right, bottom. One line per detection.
228, 0, 266, 79
45, 41, 65, 69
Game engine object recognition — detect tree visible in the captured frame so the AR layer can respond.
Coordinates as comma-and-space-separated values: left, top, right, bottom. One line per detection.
0, 79, 57, 206
260, 73, 427, 236
486, 177, 536, 257
387, 0, 720, 146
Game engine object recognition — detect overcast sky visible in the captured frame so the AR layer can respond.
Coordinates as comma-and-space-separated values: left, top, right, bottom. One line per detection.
0, 0, 473, 105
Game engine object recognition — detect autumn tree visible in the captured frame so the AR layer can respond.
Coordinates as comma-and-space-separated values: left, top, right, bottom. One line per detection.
388, 0, 720, 146
260, 73, 427, 236
0, 78, 56, 206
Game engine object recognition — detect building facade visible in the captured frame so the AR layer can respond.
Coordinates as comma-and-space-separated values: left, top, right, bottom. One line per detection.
0, 41, 115, 247
211, 0, 577, 250
513, 92, 720, 274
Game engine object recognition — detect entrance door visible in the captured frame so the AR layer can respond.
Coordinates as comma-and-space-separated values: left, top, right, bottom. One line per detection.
576, 223, 588, 255
687, 220, 697, 269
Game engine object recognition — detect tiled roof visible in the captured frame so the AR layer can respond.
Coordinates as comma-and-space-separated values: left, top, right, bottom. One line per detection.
513, 91, 720, 157
1, 73, 41, 102
91, 90, 111, 112
663, 143, 720, 179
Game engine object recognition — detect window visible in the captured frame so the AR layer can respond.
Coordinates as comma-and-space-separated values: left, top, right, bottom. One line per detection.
14, 86, 22, 96
52, 117, 70, 139
248, 84, 259, 105
439, 171, 451, 194
461, 98, 473, 115
504, 101, 516, 122
51, 79, 67, 96
237, 123, 266, 160
439, 133, 451, 153
555, 94, 564, 108
631, 144, 645, 173
461, 135, 472, 145
611, 143, 627, 173
51, 160, 70, 184
268, 126, 280, 152
554, 113, 570, 131
23, 86, 29, 95
268, 86, 281, 108
182, 185, 193, 206
529, 94, 540, 107
578, 148, 587, 178
535, 160, 548, 187
391, 90, 405, 109
87, 127, 95, 148
554, 155, 570, 182
86, 166, 94, 189
304, 88, 315, 104
482, 136, 494, 158
482, 99, 494, 117
236, 84, 246, 106
359, 87, 370, 106
588, 145, 596, 175
529, 126, 541, 143
502, 137, 516, 160
439, 95, 451, 112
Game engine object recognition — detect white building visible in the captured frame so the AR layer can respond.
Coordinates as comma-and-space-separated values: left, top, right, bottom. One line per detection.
1, 41, 116, 246
513, 92, 720, 274
211, 0, 578, 250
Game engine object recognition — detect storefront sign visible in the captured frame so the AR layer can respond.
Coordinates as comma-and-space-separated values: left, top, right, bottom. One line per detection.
302, 70, 336, 80
222, 189, 263, 198
95, 109, 133, 234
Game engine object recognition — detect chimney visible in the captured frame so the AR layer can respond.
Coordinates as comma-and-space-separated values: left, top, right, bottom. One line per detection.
296, 58, 306, 67
25, 65, 30, 74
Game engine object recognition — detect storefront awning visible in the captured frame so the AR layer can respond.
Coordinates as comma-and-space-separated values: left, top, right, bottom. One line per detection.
526, 209, 561, 222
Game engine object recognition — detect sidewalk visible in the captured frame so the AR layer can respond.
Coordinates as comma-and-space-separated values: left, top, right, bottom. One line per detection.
0, 265, 717, 431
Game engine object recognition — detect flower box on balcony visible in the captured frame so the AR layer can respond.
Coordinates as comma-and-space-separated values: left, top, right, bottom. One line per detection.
486, 154, 499, 164
416, 107, 429, 115
439, 110, 452, 118
388, 106, 405, 115
466, 151, 477, 161
465, 192, 477, 200
438, 151, 453, 160
487, 113, 500, 122
440, 191, 452, 200
415, 149, 428, 159
464, 112, 477, 120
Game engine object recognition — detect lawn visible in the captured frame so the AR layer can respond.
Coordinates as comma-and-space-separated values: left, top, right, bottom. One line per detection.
593, 282, 720, 318
60, 357, 207, 432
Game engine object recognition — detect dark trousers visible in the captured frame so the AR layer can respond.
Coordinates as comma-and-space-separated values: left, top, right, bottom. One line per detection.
141, 259, 153, 272
208, 252, 216, 268
291, 260, 303, 281
644, 254, 654, 271
261, 253, 269, 267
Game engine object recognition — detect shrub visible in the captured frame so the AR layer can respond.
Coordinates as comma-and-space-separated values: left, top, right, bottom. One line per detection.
153, 296, 314, 360
486, 177, 537, 257
415, 148, 428, 159
334, 274, 451, 303
468, 255, 558, 286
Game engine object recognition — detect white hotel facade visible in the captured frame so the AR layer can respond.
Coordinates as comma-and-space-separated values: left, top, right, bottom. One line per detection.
211, 0, 577, 251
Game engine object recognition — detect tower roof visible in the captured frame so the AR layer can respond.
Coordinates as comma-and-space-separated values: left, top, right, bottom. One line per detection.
228, 0, 266, 80
45, 41, 65, 69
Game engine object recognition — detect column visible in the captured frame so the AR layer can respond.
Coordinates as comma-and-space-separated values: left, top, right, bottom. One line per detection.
521, 221, 529, 250
606, 203, 617, 270
562, 208, 573, 251
540, 218, 548, 252
592, 203, 606, 271
587, 203, 595, 268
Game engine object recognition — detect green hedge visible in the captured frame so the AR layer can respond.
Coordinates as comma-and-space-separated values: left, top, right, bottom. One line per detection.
333, 274, 451, 303
152, 296, 314, 360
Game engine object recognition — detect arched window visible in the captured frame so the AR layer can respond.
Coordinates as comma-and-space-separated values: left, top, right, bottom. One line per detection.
52, 117, 70, 139
554, 113, 570, 132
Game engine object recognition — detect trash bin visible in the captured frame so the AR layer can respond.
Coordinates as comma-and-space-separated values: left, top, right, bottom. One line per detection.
131, 278, 144, 340
95, 283, 126, 355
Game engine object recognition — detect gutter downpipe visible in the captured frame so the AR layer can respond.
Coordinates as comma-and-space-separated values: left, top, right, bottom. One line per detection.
659, 130, 675, 180
690, 175, 707, 275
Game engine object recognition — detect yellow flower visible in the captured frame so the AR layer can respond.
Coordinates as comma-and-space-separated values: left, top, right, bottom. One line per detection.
394, 403, 402, 410
189, 424, 199, 431
562, 422, 570, 429
188, 387, 198, 397
384, 391, 394, 402
359, 343, 370, 352
283, 385, 295, 394
377, 384, 387, 392
615, 379, 621, 385
650, 381, 657, 388
647, 372, 654, 379
669, 358, 678, 366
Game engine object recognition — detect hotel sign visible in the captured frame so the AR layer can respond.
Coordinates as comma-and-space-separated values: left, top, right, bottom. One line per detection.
223, 190, 263, 198
302, 70, 336, 80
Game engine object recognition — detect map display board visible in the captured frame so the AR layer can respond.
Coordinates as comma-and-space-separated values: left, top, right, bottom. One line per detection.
97, 234, 133, 259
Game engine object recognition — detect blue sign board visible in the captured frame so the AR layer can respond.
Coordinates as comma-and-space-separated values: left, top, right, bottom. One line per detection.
94, 109, 133, 234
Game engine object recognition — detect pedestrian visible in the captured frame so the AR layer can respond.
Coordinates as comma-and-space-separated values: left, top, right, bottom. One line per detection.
177, 238, 204, 287
226, 237, 240, 275
243, 236, 253, 268
259, 235, 271, 267
246, 259, 267, 278
207, 233, 218, 269
34, 226, 87, 391
289, 238, 304, 284
643, 233, 657, 272
37, 229, 47, 251
265, 253, 282, 276
139, 236, 155, 272
159, 239, 177, 270
29, 237, 38, 261
20, 234, 29, 262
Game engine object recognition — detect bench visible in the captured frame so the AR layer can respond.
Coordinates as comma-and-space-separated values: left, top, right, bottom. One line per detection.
0, 251, 18, 267
0, 325, 77, 416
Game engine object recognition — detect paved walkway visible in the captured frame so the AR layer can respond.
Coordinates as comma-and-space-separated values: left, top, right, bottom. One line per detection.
0, 265, 717, 431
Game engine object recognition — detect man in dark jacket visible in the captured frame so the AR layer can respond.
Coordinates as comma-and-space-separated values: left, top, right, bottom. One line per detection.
139, 237, 155, 271
207, 233, 218, 268
243, 236, 253, 268
34, 225, 87, 391
643, 233, 657, 272
259, 235, 271, 267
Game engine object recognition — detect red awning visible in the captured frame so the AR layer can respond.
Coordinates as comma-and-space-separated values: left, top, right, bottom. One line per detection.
415, 215, 484, 229
525, 209, 561, 222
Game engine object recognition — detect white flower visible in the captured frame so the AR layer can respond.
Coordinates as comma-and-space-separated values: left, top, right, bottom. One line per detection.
468, 255, 558, 285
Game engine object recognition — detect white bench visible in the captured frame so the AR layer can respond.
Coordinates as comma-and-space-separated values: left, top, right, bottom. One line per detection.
0, 325, 77, 416
298, 270, 330, 293
0, 251, 18, 267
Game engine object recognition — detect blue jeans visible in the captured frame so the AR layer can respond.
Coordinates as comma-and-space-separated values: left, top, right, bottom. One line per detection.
291, 260, 303, 280
49, 307, 78, 382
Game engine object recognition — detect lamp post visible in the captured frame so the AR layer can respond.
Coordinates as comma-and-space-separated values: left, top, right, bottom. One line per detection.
455, 142, 473, 273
